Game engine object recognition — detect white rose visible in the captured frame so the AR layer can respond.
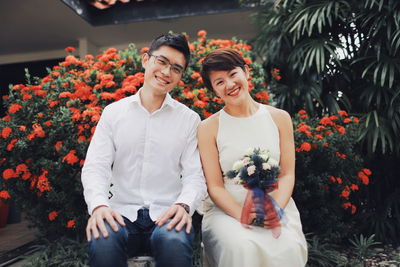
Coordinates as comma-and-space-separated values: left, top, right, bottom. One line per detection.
243, 157, 251, 165
268, 158, 279, 167
260, 153, 269, 162
262, 163, 271, 170
232, 160, 244, 171
247, 165, 256, 176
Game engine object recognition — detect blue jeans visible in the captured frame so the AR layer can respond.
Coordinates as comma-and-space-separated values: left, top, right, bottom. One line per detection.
88, 209, 194, 267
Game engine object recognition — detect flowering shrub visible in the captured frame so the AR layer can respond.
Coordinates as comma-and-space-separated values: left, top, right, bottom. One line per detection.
292, 109, 371, 242
0, 30, 267, 238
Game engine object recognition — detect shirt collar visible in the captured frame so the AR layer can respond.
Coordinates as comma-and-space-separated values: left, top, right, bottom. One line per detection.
129, 88, 177, 110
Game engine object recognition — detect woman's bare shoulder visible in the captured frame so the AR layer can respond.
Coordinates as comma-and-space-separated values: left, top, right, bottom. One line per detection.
265, 105, 291, 121
198, 111, 220, 136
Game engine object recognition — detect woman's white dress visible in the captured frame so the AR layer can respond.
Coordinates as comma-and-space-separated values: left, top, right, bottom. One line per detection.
202, 104, 308, 267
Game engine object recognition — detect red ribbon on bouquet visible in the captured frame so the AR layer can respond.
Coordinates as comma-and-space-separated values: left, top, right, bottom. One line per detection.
240, 181, 282, 238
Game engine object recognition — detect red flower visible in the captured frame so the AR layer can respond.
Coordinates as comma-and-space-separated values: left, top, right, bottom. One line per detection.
22, 94, 32, 101
336, 177, 343, 184
54, 141, 62, 152
197, 30, 207, 38
3, 116, 11, 122
8, 104, 22, 113
3, 169, 18, 179
300, 142, 311, 152
33, 124, 45, 138
298, 110, 307, 115
16, 164, 29, 174
0, 190, 11, 199
362, 168, 372, 175
194, 100, 207, 108
343, 118, 352, 124
350, 184, 359, 191
66, 220, 75, 228
1, 127, 12, 138
341, 189, 350, 199
52, 71, 60, 77
358, 171, 369, 185
342, 202, 351, 209
65, 46, 76, 53
37, 170, 51, 192
48, 211, 59, 221
297, 124, 311, 133
336, 152, 346, 160
21, 171, 31, 180
338, 110, 348, 117
255, 91, 269, 101
7, 139, 17, 151
320, 117, 334, 126
315, 134, 323, 140
329, 115, 338, 121
336, 126, 345, 135
48, 100, 59, 108
351, 205, 357, 214
63, 150, 79, 165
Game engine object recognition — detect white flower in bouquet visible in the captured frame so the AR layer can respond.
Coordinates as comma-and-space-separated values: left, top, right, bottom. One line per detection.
268, 158, 279, 167
233, 160, 245, 172
247, 165, 256, 176
243, 157, 251, 165
262, 162, 271, 170
260, 151, 270, 162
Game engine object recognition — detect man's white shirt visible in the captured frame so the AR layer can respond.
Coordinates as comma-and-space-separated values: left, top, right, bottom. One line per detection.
81, 90, 207, 222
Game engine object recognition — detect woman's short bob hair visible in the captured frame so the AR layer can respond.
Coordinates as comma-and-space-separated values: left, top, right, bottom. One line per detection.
201, 49, 246, 91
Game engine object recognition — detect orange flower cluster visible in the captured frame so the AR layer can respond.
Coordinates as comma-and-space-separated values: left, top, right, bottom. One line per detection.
295, 110, 359, 153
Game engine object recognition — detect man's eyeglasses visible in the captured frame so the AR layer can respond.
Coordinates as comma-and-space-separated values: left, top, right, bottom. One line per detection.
148, 53, 184, 76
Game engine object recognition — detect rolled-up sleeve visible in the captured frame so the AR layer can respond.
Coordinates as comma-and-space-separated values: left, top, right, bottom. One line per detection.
81, 106, 115, 215
175, 114, 207, 216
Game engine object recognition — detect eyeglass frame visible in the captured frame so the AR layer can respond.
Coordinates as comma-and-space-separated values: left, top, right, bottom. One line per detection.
147, 53, 185, 76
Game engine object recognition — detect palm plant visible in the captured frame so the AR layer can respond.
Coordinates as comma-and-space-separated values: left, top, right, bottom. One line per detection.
252, 0, 400, 155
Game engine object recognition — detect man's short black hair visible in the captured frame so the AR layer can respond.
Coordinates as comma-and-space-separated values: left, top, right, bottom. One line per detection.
148, 33, 191, 69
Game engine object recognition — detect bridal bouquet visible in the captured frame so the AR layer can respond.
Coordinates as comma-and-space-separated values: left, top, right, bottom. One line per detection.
226, 148, 285, 238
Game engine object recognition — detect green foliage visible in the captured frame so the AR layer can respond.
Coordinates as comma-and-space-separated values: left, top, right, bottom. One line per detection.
348, 234, 380, 261
23, 237, 88, 267
306, 234, 345, 267
253, 0, 400, 155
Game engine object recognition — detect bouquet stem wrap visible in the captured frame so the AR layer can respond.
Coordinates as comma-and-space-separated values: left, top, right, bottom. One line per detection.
241, 180, 283, 238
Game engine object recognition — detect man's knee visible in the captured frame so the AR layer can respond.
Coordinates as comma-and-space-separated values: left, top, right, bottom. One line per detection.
150, 223, 194, 249
88, 221, 128, 267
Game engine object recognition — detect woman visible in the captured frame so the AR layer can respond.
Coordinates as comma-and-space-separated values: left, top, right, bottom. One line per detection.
198, 49, 308, 267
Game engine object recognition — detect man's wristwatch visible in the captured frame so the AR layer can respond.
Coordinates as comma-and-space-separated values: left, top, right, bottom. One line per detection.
175, 203, 190, 214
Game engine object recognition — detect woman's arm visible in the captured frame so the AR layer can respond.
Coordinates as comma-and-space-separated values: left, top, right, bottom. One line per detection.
197, 116, 243, 221
268, 107, 296, 210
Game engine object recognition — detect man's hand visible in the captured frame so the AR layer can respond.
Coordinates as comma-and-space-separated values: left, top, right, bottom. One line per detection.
86, 205, 125, 241
155, 204, 192, 234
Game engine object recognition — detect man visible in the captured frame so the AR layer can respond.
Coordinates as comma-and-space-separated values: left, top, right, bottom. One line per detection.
81, 33, 207, 267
